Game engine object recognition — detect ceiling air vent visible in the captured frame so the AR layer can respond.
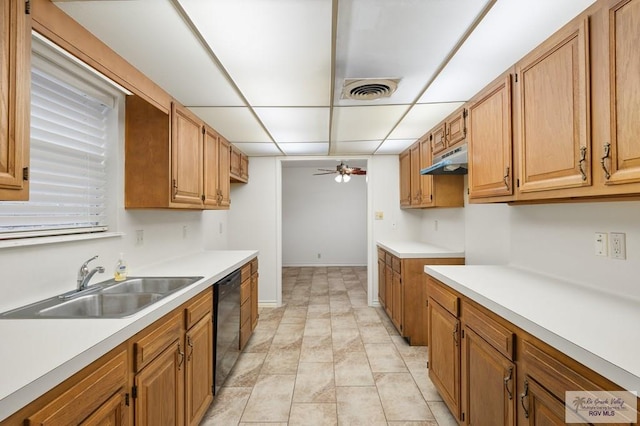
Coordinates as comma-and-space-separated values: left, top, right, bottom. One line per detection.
341, 78, 400, 101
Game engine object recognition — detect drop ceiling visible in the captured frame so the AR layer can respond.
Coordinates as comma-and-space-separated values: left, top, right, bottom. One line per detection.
55, 0, 596, 157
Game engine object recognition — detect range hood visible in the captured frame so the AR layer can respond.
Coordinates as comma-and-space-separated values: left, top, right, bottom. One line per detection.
420, 143, 468, 175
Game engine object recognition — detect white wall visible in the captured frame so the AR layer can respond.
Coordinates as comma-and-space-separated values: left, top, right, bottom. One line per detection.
227, 157, 279, 305
282, 166, 367, 266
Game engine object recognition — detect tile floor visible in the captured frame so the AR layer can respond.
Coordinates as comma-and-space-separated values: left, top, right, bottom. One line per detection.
200, 266, 457, 426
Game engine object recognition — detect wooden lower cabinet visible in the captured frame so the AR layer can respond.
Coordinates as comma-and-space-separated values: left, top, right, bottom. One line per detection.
377, 246, 464, 345
185, 315, 213, 426
134, 339, 184, 426
24, 348, 128, 426
426, 275, 639, 426
239, 258, 259, 350
428, 299, 461, 418
461, 327, 516, 426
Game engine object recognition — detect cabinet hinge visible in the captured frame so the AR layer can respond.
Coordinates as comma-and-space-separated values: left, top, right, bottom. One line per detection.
132, 386, 137, 399
461, 329, 465, 339
515, 73, 518, 83
516, 178, 520, 188
25, 0, 31, 14
425, 299, 428, 307
467, 188, 470, 195
125, 393, 130, 406
202, 126, 206, 135
427, 361, 429, 369
201, 194, 205, 202
461, 412, 465, 422
22, 167, 29, 181
430, 194, 433, 201
463, 108, 468, 118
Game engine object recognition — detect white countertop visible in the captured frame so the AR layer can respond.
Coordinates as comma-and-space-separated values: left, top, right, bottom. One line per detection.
0, 250, 257, 422
424, 265, 640, 393
377, 240, 464, 259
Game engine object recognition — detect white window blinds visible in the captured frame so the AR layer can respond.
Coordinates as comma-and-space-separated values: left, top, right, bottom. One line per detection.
0, 62, 111, 238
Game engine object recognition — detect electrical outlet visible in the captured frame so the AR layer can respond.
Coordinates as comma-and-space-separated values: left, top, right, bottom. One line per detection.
610, 232, 626, 260
135, 229, 144, 246
594, 232, 607, 256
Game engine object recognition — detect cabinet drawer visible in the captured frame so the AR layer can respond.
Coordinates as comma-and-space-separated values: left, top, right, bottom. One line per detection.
241, 279, 251, 304
241, 296, 251, 324
522, 340, 604, 400
185, 289, 212, 329
427, 277, 459, 316
250, 258, 258, 275
392, 256, 401, 273
26, 348, 128, 425
241, 263, 252, 282
463, 303, 514, 360
134, 310, 183, 372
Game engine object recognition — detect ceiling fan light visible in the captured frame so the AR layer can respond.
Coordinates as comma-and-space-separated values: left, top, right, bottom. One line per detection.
342, 174, 351, 183
335, 174, 342, 183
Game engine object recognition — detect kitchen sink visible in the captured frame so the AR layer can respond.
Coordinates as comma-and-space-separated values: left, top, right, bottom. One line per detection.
0, 276, 203, 319
38, 293, 164, 318
100, 277, 203, 295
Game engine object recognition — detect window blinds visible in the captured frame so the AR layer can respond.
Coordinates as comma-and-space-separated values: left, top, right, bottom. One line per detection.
0, 64, 110, 238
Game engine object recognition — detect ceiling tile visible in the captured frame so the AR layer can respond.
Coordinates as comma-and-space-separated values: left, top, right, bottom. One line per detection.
420, 0, 597, 103
279, 143, 329, 156
55, 0, 244, 107
179, 0, 332, 107
332, 105, 409, 142
188, 107, 271, 143
332, 140, 382, 155
375, 139, 416, 155
334, 0, 492, 106
388, 102, 465, 140
254, 108, 330, 143
230, 143, 283, 157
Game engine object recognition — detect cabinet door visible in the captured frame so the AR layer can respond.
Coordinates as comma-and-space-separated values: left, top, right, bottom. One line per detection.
516, 18, 591, 193
377, 257, 386, 308
391, 270, 402, 332
521, 378, 580, 426
447, 108, 466, 148
461, 327, 515, 426
399, 149, 411, 207
468, 74, 513, 199
171, 103, 203, 206
418, 136, 433, 207
135, 339, 185, 426
203, 126, 220, 208
186, 316, 213, 426
251, 272, 259, 330
410, 142, 422, 206
229, 145, 242, 179
384, 263, 393, 317
600, 0, 640, 186
432, 125, 447, 155
428, 300, 460, 419
217, 136, 231, 208
0, 0, 30, 201
240, 154, 249, 181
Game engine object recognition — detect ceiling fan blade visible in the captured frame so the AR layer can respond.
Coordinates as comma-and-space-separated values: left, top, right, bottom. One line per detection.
316, 168, 337, 172
313, 172, 336, 175
350, 170, 367, 175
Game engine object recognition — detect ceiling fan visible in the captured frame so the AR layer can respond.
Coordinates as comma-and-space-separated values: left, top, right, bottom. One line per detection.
313, 162, 366, 182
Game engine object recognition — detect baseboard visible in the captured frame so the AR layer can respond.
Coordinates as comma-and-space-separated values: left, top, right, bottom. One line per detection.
282, 263, 367, 267
258, 301, 278, 308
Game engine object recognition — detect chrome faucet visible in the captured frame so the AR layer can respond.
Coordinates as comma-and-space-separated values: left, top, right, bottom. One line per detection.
77, 255, 105, 291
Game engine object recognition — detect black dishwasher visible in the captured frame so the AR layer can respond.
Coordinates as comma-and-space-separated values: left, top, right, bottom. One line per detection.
213, 268, 241, 394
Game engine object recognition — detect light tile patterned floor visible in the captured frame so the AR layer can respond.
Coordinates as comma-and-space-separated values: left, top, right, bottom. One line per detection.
200, 266, 457, 426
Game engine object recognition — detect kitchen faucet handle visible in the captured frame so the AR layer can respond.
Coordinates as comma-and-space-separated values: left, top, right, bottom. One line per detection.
79, 255, 100, 273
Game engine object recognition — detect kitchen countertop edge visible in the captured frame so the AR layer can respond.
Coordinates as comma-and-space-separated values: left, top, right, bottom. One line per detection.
377, 240, 464, 259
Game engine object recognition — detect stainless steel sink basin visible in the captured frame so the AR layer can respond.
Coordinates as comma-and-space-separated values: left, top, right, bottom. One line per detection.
100, 277, 202, 295
38, 293, 164, 318
0, 276, 203, 319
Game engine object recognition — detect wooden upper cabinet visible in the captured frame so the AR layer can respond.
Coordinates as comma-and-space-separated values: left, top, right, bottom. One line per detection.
399, 149, 411, 207
516, 18, 591, 194
468, 73, 514, 200
0, 0, 30, 201
599, 0, 640, 188
202, 126, 220, 208
230, 145, 249, 183
217, 136, 231, 208
432, 124, 447, 155
419, 136, 434, 207
409, 142, 422, 206
171, 103, 204, 207
446, 108, 466, 148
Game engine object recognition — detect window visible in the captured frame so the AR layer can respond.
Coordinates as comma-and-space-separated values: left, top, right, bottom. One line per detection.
0, 34, 123, 240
